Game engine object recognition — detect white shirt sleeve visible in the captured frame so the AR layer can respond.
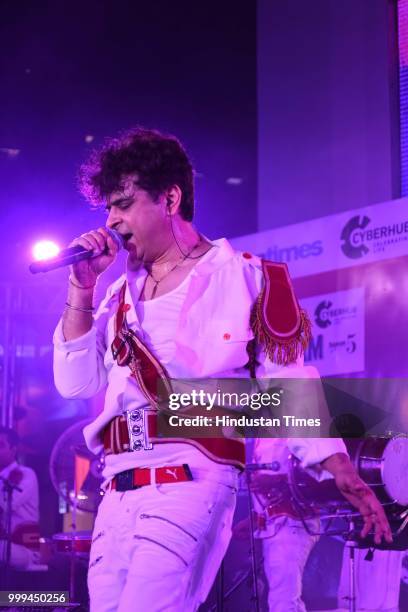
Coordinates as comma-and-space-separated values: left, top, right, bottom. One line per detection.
287, 437, 347, 470
256, 344, 348, 471
52, 285, 118, 399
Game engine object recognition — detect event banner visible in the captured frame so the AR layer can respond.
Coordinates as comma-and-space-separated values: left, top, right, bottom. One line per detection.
231, 197, 407, 383
301, 288, 365, 376
231, 197, 408, 278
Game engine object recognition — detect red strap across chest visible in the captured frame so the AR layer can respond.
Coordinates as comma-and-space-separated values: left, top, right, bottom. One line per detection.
111, 281, 173, 406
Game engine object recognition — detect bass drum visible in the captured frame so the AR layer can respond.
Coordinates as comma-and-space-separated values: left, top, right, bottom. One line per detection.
289, 435, 408, 511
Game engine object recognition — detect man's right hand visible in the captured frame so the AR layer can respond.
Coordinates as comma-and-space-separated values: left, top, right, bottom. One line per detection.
321, 452, 393, 545
70, 227, 120, 287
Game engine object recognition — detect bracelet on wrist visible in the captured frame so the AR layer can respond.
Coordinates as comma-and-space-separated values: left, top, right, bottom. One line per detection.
69, 275, 96, 290
65, 301, 94, 313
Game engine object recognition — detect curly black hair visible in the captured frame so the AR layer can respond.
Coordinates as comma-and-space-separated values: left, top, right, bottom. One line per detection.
78, 127, 195, 221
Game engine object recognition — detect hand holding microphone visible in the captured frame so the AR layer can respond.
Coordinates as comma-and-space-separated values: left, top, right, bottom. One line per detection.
29, 228, 124, 288
68, 227, 122, 289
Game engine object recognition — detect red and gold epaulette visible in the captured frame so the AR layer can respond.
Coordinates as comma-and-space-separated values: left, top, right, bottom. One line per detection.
250, 260, 311, 366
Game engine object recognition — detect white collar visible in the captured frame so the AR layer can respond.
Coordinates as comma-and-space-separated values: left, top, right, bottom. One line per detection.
125, 237, 235, 283
121, 238, 236, 328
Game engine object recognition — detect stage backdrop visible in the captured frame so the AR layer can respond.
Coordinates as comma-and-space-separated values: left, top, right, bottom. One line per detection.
231, 197, 408, 435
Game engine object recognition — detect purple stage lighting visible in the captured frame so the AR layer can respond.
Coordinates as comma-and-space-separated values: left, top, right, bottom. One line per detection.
32, 240, 61, 261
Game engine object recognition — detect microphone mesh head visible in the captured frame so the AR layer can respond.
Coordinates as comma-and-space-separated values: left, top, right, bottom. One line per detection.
106, 228, 124, 250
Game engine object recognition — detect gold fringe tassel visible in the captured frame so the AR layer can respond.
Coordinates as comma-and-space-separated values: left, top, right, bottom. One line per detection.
250, 293, 312, 366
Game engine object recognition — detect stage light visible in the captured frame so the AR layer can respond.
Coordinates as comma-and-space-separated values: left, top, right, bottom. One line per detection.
0, 147, 20, 158
32, 240, 61, 261
226, 177, 243, 185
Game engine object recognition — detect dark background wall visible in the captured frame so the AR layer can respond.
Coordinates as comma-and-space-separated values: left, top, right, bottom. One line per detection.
257, 0, 400, 230
0, 0, 257, 283
0, 1, 402, 276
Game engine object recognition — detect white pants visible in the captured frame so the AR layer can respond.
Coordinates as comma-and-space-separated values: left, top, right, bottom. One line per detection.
88, 467, 238, 612
261, 517, 319, 612
337, 547, 403, 611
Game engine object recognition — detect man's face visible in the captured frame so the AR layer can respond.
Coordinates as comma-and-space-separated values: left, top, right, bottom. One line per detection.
0, 435, 16, 470
105, 175, 173, 267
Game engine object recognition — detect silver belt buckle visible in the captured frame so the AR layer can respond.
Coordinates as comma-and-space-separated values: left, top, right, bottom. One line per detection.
126, 408, 154, 451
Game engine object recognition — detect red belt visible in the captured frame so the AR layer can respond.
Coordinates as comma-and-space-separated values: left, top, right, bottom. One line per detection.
102, 412, 246, 470
103, 412, 157, 455
111, 464, 193, 491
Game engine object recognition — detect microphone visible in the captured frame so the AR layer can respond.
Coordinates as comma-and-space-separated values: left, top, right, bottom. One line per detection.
29, 229, 124, 274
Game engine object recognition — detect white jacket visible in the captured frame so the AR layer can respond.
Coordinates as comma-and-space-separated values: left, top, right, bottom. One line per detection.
53, 238, 346, 469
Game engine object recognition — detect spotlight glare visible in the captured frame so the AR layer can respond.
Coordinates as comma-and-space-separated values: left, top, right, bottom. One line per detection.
32, 240, 61, 261
226, 177, 243, 186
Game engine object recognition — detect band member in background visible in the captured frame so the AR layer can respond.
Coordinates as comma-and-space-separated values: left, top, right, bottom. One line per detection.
0, 426, 40, 570
248, 437, 320, 612
53, 127, 391, 612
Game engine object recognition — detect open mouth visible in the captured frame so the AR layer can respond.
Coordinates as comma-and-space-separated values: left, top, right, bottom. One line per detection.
122, 233, 133, 245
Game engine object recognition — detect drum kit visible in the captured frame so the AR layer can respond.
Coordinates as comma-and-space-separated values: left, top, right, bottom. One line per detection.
52, 531, 93, 557
288, 434, 408, 612
214, 434, 408, 612
289, 434, 408, 545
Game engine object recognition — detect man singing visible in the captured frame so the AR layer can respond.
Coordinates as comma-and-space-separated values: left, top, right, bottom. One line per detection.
53, 127, 391, 611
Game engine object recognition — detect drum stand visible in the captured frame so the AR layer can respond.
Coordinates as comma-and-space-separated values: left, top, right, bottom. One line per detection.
245, 468, 261, 612
67, 490, 82, 608
69, 502, 76, 603
343, 519, 357, 612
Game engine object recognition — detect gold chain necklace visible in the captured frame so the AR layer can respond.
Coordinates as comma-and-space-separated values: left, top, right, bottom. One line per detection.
145, 239, 202, 300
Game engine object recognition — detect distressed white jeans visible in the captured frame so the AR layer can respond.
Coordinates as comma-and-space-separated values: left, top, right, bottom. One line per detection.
88, 466, 238, 612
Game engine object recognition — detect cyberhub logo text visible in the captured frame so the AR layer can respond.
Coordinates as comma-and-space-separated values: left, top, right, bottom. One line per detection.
314, 300, 332, 328
340, 215, 370, 259
340, 214, 408, 259
314, 299, 358, 329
